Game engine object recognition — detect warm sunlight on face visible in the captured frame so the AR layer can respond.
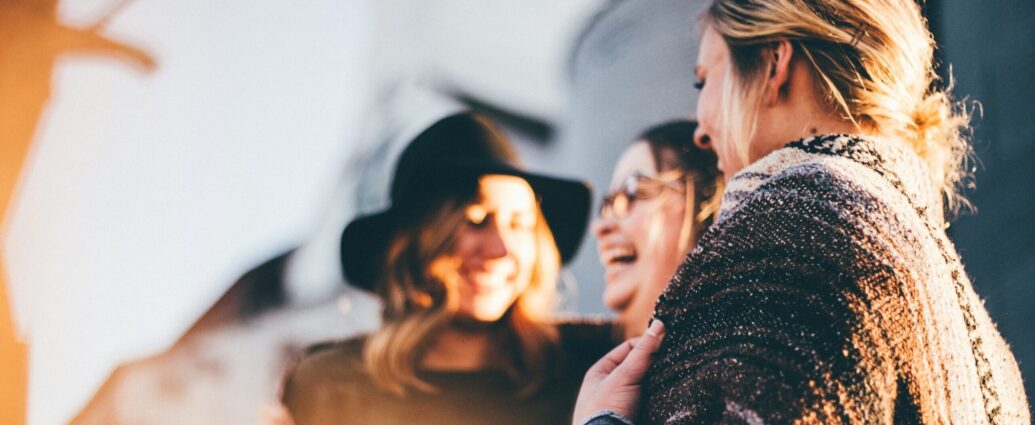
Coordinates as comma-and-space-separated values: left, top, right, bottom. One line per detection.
592, 143, 691, 337
440, 175, 539, 323
694, 26, 744, 177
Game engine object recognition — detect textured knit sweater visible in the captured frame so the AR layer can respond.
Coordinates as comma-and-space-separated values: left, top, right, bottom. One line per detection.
644, 135, 1029, 424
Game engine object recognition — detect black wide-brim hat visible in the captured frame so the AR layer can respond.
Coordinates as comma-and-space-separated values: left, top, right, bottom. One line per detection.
341, 113, 591, 290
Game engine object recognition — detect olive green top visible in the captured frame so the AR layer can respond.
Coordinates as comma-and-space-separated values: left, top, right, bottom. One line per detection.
283, 321, 618, 425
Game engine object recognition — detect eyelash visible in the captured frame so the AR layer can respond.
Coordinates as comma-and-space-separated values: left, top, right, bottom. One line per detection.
467, 214, 535, 232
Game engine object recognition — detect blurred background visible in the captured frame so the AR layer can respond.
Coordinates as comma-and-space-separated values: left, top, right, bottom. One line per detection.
0, 0, 1031, 424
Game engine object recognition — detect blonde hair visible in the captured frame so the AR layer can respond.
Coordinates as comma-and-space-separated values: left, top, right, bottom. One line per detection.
703, 0, 973, 214
363, 196, 561, 397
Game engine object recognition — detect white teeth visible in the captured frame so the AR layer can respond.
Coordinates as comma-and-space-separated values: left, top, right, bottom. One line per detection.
602, 247, 637, 265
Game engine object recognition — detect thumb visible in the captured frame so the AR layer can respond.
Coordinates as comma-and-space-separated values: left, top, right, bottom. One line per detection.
610, 320, 665, 383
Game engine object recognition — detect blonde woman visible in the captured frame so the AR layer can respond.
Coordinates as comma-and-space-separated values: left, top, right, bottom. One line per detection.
283, 113, 617, 425
593, 120, 721, 340
575, 0, 1028, 423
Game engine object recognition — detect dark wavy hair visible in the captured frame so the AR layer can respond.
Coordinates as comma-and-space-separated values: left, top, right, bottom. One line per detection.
638, 120, 724, 246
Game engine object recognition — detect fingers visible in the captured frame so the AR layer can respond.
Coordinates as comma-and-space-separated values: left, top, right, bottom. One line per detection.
574, 321, 666, 424
611, 320, 666, 383
639, 320, 665, 352
586, 336, 640, 380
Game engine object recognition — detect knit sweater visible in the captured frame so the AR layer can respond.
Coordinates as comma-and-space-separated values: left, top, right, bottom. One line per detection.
644, 135, 1028, 424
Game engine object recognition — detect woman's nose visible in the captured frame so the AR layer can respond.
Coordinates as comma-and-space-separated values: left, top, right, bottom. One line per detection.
592, 215, 616, 238
480, 224, 509, 259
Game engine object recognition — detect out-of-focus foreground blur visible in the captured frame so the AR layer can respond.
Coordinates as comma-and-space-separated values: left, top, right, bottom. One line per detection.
1, 1, 1032, 424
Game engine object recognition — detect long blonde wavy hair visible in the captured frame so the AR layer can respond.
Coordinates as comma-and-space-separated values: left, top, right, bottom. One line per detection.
703, 0, 973, 214
363, 193, 561, 397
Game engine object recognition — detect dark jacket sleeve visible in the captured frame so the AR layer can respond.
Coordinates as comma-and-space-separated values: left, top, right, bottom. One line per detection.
644, 170, 907, 424
581, 410, 636, 425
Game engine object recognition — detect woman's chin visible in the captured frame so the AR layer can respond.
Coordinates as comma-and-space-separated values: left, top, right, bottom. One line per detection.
602, 279, 637, 312
452, 310, 508, 329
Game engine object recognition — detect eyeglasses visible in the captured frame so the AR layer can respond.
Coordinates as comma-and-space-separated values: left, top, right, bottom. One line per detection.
599, 171, 686, 219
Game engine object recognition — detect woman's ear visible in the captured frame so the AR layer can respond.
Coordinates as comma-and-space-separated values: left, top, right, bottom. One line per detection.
765, 40, 795, 105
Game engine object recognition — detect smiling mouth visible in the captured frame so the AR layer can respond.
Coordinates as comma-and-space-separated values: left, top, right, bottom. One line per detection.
464, 272, 510, 292
601, 247, 638, 267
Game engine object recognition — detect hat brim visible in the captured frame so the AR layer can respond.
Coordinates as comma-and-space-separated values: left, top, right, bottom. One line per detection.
439, 160, 592, 264
340, 162, 591, 290
340, 210, 397, 290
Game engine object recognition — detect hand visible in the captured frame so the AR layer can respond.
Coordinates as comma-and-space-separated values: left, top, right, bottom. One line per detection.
259, 403, 296, 425
572, 320, 665, 424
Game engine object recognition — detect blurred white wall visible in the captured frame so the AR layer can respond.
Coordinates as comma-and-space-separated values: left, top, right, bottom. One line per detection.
3, 0, 713, 423
3, 1, 370, 424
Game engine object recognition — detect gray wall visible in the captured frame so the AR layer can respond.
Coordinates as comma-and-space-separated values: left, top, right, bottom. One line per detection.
933, 0, 1035, 410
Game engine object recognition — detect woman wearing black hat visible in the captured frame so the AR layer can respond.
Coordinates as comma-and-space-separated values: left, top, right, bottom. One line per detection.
279, 113, 618, 425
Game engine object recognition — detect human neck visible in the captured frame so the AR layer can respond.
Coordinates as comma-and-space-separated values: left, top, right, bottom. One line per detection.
752, 58, 875, 159
753, 104, 868, 161
794, 119, 860, 142
420, 323, 497, 371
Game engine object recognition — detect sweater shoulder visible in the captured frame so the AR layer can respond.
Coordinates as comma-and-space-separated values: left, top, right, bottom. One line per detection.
554, 318, 619, 346
733, 155, 872, 209
719, 137, 934, 232
554, 319, 621, 368
286, 335, 370, 391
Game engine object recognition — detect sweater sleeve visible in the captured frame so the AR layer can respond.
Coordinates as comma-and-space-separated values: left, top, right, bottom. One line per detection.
281, 355, 339, 425
644, 169, 905, 424
580, 410, 637, 425
280, 341, 370, 425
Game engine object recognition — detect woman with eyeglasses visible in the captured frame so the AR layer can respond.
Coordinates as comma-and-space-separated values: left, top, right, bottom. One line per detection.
574, 0, 1027, 423
592, 121, 722, 340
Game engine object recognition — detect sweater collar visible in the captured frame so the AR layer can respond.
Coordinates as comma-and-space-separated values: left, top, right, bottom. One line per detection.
719, 134, 943, 226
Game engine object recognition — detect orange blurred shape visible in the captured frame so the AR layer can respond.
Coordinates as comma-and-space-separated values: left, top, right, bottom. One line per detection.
0, 43, 31, 423
0, 277, 27, 425
0, 2, 156, 423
